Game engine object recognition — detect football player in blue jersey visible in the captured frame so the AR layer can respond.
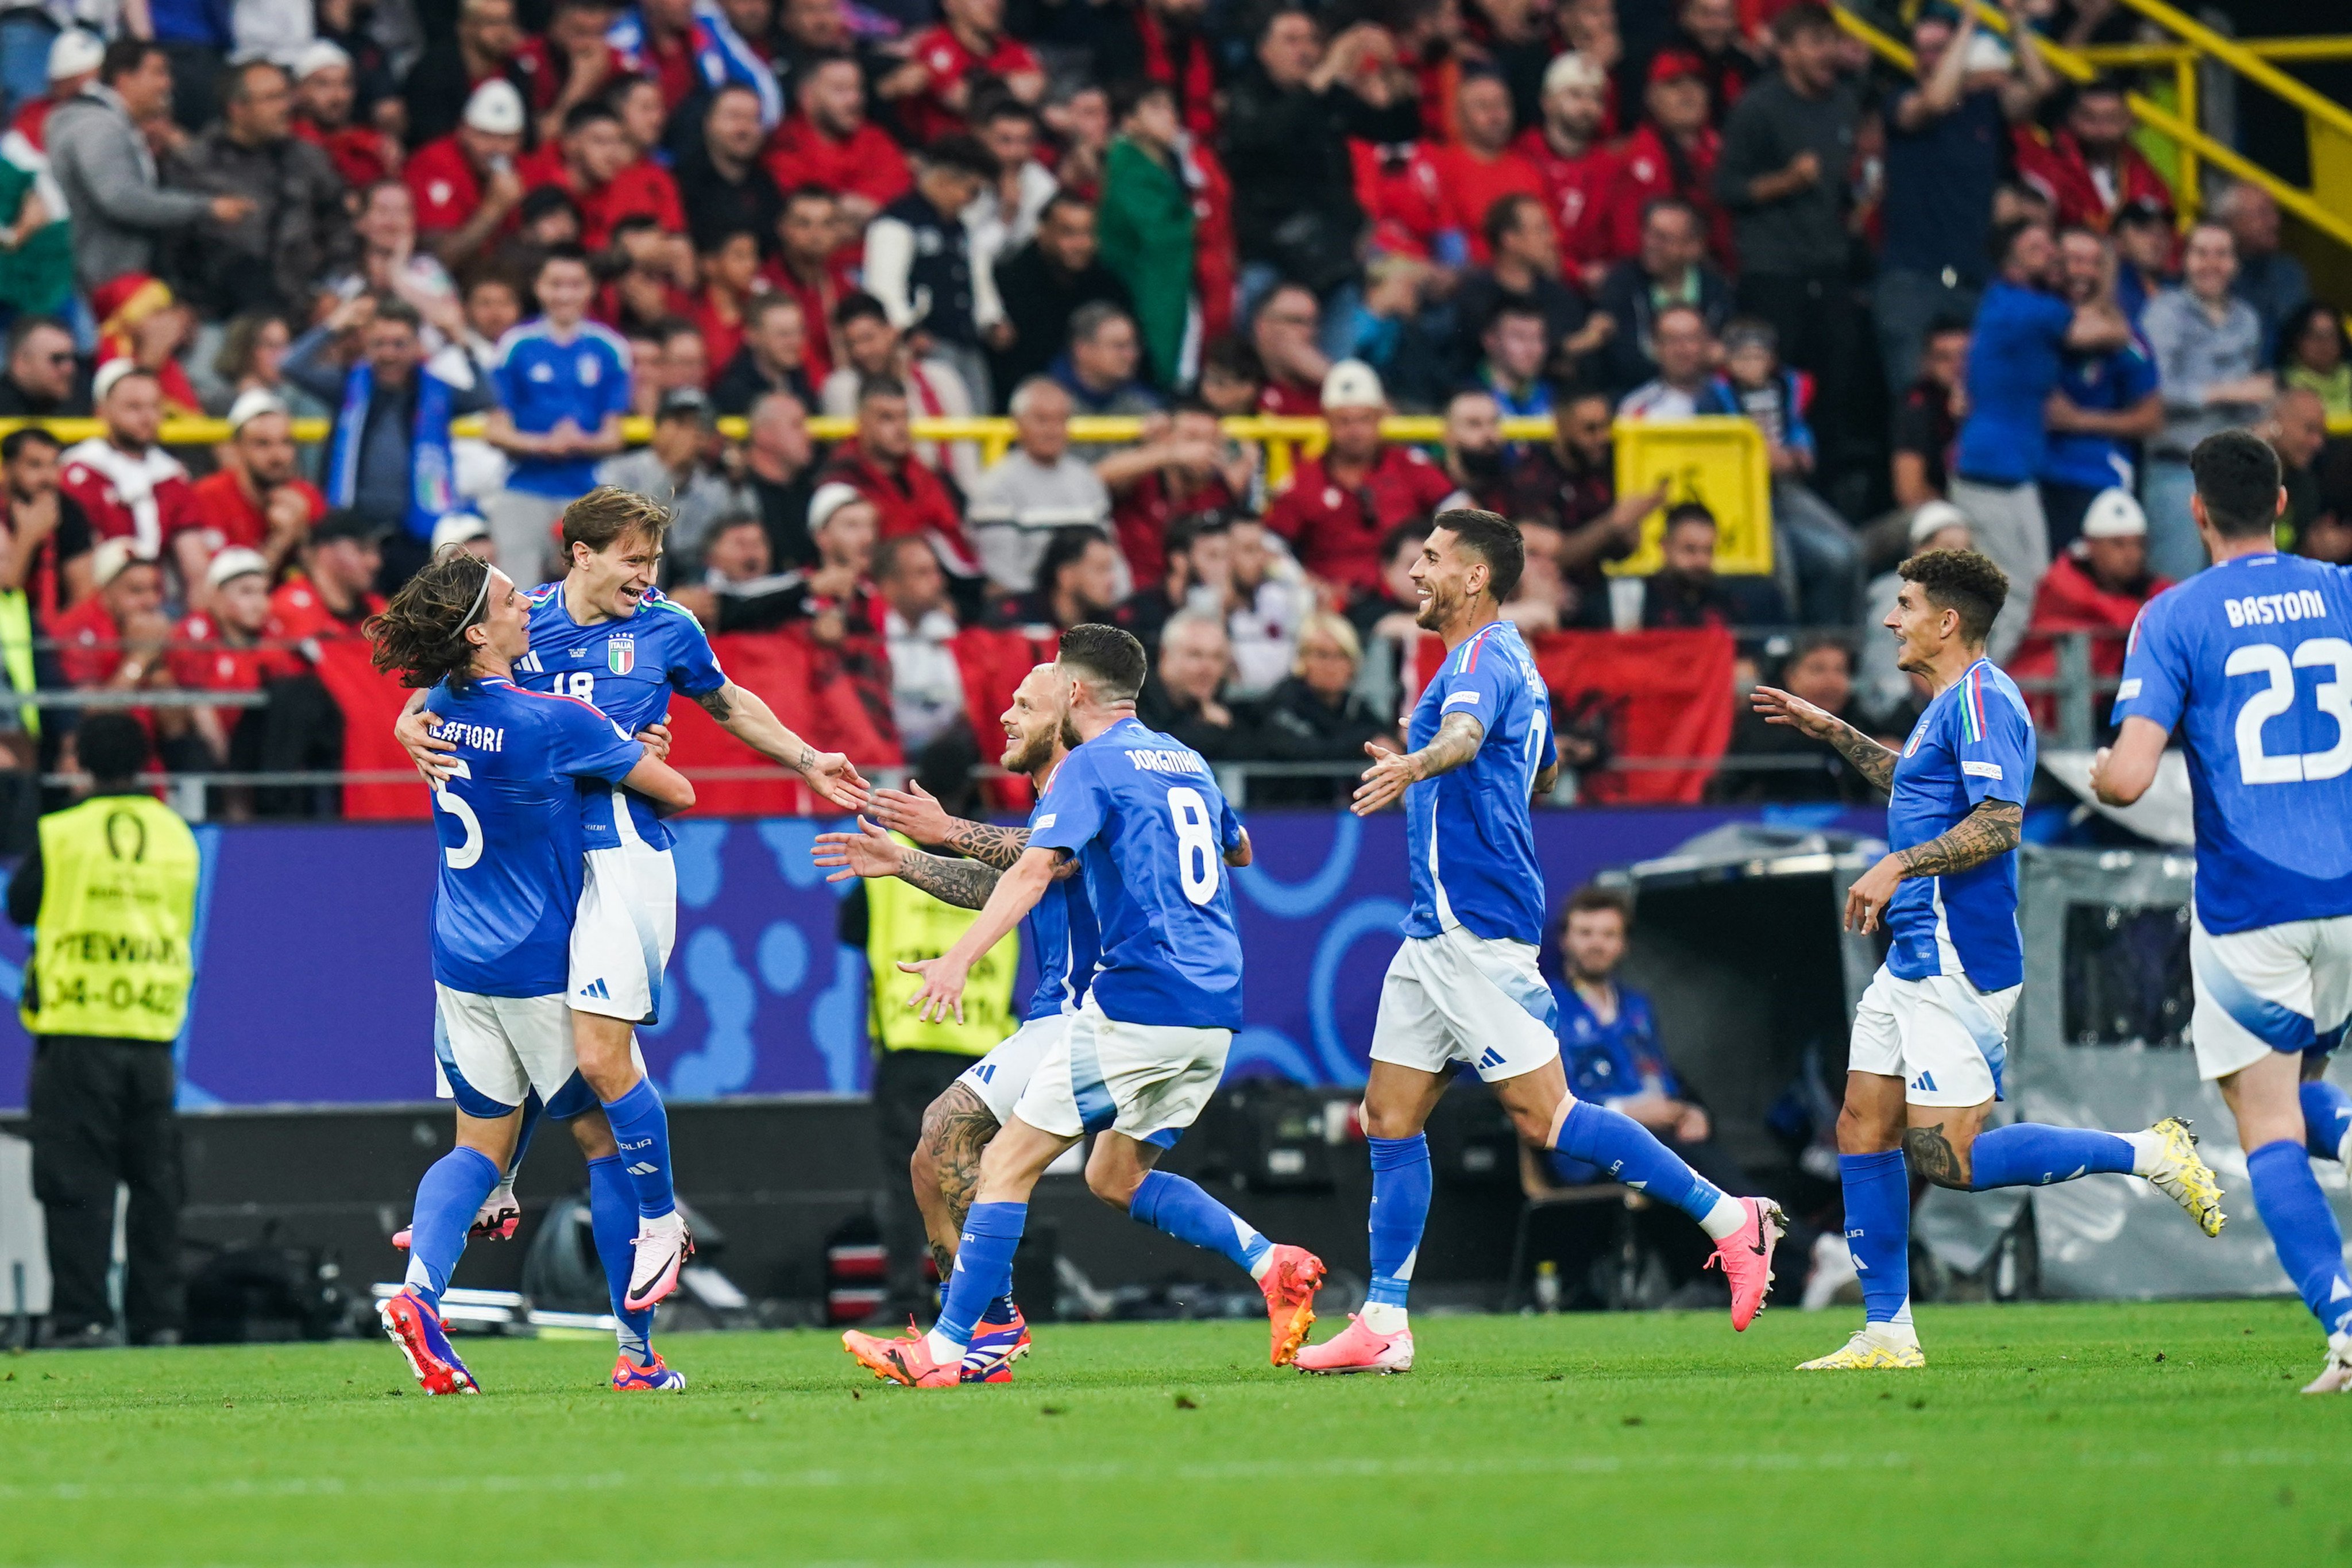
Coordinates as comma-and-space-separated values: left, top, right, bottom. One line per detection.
837, 626, 1329, 1388
2094, 430, 2352, 1393
1297, 509, 1786, 1374
819, 663, 1328, 1381
398, 488, 869, 1317
368, 549, 698, 1394
1757, 546, 2221, 1372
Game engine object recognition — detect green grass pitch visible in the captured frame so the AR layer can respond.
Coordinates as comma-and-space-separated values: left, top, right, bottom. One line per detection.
3, 1300, 2346, 1567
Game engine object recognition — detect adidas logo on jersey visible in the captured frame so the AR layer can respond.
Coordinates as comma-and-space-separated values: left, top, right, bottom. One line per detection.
580, 978, 611, 999
1476, 1047, 1505, 1071
1911, 1071, 1937, 1093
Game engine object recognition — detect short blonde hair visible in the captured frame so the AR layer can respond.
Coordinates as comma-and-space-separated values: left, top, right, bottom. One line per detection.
1292, 611, 1361, 676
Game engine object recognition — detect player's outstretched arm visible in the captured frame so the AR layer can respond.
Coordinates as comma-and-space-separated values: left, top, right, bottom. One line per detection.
1352, 712, 1485, 816
870, 780, 1029, 867
811, 817, 1010, 910
901, 845, 1064, 1024
694, 681, 871, 810
1843, 800, 2023, 933
1749, 683, 1898, 794
2089, 717, 2168, 806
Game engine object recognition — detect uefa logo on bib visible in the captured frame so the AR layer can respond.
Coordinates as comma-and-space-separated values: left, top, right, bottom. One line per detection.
607, 635, 636, 676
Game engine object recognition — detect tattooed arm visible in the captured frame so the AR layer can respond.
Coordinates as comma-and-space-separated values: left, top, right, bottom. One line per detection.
870, 782, 1080, 879
693, 682, 870, 809
895, 847, 1006, 911
1351, 710, 1486, 817
1843, 799, 2023, 934
1748, 685, 1898, 793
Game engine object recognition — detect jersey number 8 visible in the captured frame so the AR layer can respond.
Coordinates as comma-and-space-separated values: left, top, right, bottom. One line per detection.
1167, 785, 1218, 906
431, 757, 481, 869
2228, 638, 2352, 785
562, 671, 596, 702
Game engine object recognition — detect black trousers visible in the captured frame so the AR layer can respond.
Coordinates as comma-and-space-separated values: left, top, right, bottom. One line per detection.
1736, 269, 1868, 478
26, 1036, 182, 1339
872, 1048, 984, 1311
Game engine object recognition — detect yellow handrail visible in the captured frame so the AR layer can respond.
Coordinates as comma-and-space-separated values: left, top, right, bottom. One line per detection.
2107, 0, 2352, 148
2078, 39, 2352, 67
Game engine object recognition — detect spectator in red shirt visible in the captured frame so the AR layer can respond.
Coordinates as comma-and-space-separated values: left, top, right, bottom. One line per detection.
184, 391, 327, 603
1265, 360, 1452, 601
609, 0, 702, 115
766, 55, 912, 231
0, 428, 94, 627
1400, 71, 1545, 268
1602, 49, 1729, 267
271, 510, 387, 649
817, 374, 978, 577
516, 0, 629, 143
291, 42, 399, 191
1514, 51, 1617, 288
58, 363, 196, 567
1096, 0, 1221, 142
689, 227, 766, 379
1250, 281, 1329, 416
1098, 398, 1244, 587
8, 28, 100, 156
407, 79, 527, 271
2010, 487, 2168, 727
520, 101, 685, 250
52, 543, 191, 762
2012, 78, 2172, 233
884, 0, 1045, 149
711, 292, 816, 416
403, 0, 531, 148
170, 547, 303, 771
767, 186, 852, 386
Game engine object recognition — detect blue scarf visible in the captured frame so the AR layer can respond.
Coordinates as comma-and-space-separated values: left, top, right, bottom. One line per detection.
327, 361, 455, 542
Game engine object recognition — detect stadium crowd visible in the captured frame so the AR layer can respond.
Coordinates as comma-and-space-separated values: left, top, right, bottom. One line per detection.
0, 0, 2341, 816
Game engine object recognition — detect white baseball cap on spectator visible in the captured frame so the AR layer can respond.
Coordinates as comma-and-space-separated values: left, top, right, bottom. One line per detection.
91, 357, 149, 404
1908, 500, 1971, 548
1322, 360, 1384, 411
464, 80, 526, 137
47, 29, 102, 81
226, 388, 286, 434
2081, 488, 2148, 540
1542, 51, 1605, 98
808, 481, 865, 534
1961, 32, 2014, 74
205, 547, 270, 592
431, 513, 492, 551
293, 40, 352, 82
90, 538, 147, 590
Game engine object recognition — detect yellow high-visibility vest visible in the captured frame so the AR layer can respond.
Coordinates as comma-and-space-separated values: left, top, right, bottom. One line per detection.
866, 843, 1019, 1057
21, 794, 199, 1041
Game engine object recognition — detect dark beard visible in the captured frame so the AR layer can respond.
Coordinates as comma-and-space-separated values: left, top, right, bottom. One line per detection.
1457, 447, 1505, 482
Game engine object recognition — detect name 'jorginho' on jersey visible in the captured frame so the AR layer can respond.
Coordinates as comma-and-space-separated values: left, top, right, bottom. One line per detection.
423, 677, 644, 998
1029, 717, 1245, 1029
2112, 552, 2352, 934
1884, 658, 2034, 992
513, 584, 725, 852
1403, 620, 1556, 947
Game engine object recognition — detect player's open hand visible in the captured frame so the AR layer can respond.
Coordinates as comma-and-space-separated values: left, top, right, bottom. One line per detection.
812, 816, 904, 882
1843, 852, 1906, 934
800, 750, 871, 811
1351, 739, 1418, 817
870, 779, 954, 843
635, 723, 673, 762
395, 705, 459, 783
1749, 684, 1839, 740
898, 954, 970, 1024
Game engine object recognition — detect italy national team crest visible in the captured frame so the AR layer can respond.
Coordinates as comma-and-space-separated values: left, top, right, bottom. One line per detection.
607, 635, 636, 675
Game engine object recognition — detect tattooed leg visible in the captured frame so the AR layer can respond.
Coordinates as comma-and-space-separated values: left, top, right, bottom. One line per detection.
1901, 1101, 1991, 1191
912, 1082, 1001, 1277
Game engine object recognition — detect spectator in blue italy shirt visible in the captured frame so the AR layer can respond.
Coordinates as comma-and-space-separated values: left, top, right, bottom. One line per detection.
2040, 226, 2160, 554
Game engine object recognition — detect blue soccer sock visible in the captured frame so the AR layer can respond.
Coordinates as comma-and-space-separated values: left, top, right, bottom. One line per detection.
1967, 1123, 2139, 1189
2248, 1140, 2352, 1341
2302, 1081, 2352, 1164
599, 1077, 677, 1221
401, 1145, 501, 1307
1129, 1169, 1275, 1279
586, 1154, 656, 1365
1365, 1134, 1431, 1322
1555, 1099, 1743, 1237
1839, 1149, 1914, 1333
929, 1201, 1025, 1359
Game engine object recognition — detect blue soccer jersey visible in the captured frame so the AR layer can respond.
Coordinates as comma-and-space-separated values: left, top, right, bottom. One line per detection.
422, 677, 644, 998
1020, 770, 1103, 1024
1401, 620, 1557, 946
2111, 552, 2352, 934
1552, 983, 1683, 1105
1028, 717, 1245, 1029
489, 319, 633, 497
512, 584, 726, 851
1884, 658, 2036, 991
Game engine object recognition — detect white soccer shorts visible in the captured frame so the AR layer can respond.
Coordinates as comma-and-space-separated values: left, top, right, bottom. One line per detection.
2189, 911, 2352, 1082
432, 987, 576, 1118
1010, 995, 1230, 1145
1368, 925, 1562, 1083
959, 1012, 1066, 1126
570, 824, 677, 1025
1849, 963, 2019, 1108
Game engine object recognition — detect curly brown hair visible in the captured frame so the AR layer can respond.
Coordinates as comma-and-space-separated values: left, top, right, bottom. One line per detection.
367, 549, 499, 690
1898, 547, 2010, 645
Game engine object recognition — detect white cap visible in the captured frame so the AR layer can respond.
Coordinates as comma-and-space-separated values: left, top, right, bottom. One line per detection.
463, 79, 526, 137
292, 40, 352, 82
47, 29, 102, 82
2081, 487, 2148, 539
431, 512, 491, 551
1908, 499, 1971, 547
1320, 359, 1384, 411
204, 546, 270, 590
1542, 51, 1605, 99
226, 388, 287, 433
1961, 32, 2014, 74
808, 481, 867, 533
90, 538, 148, 589
91, 357, 149, 404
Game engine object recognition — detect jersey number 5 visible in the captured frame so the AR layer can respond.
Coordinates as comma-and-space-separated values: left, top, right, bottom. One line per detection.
431, 757, 482, 869
1167, 785, 1219, 906
2228, 639, 2352, 785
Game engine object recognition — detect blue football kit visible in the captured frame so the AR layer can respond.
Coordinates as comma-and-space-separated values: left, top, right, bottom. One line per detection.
1883, 658, 2036, 991
1019, 778, 1103, 1024
489, 320, 634, 497
1401, 620, 1555, 946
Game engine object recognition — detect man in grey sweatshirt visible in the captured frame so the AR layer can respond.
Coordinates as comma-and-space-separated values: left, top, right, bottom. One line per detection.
45, 38, 248, 293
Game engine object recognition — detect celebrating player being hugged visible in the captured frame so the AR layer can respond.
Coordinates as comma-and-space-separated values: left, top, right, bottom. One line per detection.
1295, 510, 1786, 1376
837, 625, 1328, 1388
818, 663, 1326, 1383
2093, 431, 2352, 1394
368, 549, 698, 1394
1756, 547, 2222, 1374
395, 488, 868, 1330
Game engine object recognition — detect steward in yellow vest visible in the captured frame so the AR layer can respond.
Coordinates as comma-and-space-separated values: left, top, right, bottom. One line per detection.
9, 716, 198, 1346
864, 844, 1019, 1057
